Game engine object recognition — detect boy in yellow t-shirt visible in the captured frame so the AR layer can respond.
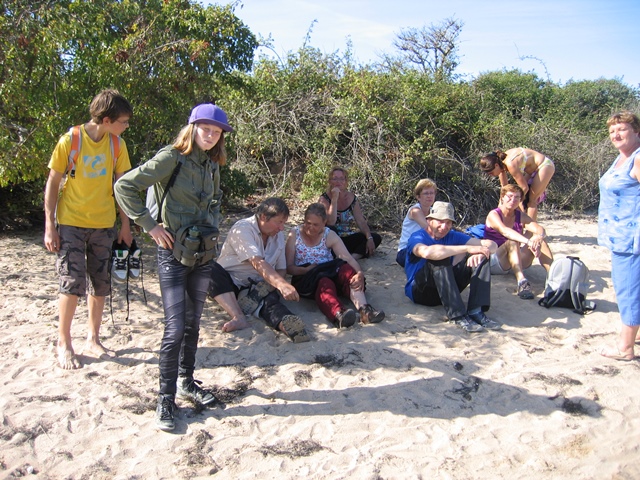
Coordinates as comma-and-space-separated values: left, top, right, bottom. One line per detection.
44, 89, 133, 370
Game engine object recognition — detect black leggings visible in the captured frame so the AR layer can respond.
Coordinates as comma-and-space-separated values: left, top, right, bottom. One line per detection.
157, 247, 213, 396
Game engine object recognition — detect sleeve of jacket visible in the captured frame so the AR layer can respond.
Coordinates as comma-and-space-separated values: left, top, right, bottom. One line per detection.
114, 146, 178, 233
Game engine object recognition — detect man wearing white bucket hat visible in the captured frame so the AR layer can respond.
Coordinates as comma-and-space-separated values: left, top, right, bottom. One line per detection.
403, 201, 501, 333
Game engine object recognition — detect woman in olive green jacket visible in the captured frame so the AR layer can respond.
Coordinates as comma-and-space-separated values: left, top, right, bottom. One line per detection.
115, 104, 230, 432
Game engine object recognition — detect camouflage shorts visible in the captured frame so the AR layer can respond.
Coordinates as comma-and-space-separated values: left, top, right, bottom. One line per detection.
56, 225, 116, 297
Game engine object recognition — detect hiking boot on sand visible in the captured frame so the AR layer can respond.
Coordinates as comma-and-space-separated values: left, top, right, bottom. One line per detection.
517, 279, 534, 299
335, 309, 357, 328
177, 376, 217, 406
128, 241, 141, 279
155, 394, 177, 431
279, 315, 310, 343
468, 311, 502, 331
453, 315, 484, 333
359, 304, 385, 324
237, 281, 276, 315
111, 245, 129, 283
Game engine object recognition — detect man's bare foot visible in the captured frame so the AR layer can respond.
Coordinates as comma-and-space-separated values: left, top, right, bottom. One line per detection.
81, 341, 115, 359
221, 317, 250, 332
57, 345, 81, 370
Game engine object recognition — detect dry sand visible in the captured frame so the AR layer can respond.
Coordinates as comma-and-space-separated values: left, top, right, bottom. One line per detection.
1, 214, 639, 479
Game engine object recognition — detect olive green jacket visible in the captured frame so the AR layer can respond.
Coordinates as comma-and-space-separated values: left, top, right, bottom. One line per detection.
114, 145, 222, 234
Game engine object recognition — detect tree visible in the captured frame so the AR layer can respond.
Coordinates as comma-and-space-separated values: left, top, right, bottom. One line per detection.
0, 0, 257, 190
391, 17, 463, 82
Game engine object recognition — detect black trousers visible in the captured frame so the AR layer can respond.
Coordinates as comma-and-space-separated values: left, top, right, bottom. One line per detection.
208, 261, 293, 330
259, 290, 295, 329
411, 255, 491, 320
340, 231, 382, 258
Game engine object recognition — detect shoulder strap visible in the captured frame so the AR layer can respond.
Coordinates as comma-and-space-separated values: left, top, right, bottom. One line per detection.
67, 127, 121, 178
156, 154, 186, 223
567, 257, 585, 314
538, 259, 570, 309
109, 133, 121, 168
67, 125, 83, 178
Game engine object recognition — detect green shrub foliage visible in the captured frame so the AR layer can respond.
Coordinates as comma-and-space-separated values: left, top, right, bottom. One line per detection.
2, 4, 639, 230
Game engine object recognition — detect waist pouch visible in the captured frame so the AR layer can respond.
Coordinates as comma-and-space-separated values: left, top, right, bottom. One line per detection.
172, 224, 219, 267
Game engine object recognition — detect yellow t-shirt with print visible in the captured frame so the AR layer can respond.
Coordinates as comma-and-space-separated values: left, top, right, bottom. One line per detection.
48, 125, 131, 228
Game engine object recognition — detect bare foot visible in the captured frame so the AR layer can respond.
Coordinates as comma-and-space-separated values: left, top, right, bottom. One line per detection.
57, 345, 81, 370
599, 346, 635, 362
221, 317, 250, 332
81, 341, 115, 359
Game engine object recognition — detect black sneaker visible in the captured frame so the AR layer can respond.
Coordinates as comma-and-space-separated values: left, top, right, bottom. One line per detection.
453, 315, 484, 333
128, 241, 141, 279
177, 377, 217, 406
335, 309, 357, 328
358, 304, 385, 324
155, 394, 176, 431
111, 242, 129, 284
468, 311, 501, 331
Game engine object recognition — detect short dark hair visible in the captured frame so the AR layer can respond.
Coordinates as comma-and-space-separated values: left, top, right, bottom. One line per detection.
256, 197, 289, 221
89, 89, 133, 123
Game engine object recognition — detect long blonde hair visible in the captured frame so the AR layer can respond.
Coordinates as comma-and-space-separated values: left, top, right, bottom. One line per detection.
173, 124, 227, 166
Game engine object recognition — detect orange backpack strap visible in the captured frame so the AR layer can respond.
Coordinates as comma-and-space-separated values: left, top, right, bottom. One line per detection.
67, 125, 83, 178
109, 133, 121, 169
67, 127, 121, 179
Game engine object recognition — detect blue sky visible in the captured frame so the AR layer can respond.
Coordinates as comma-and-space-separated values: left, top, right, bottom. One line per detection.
206, 0, 640, 87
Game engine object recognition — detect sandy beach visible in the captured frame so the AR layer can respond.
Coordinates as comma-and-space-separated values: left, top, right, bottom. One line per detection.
1, 213, 639, 479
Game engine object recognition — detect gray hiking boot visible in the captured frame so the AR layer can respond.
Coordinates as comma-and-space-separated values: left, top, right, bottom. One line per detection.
279, 315, 310, 343
176, 377, 217, 406
155, 394, 177, 431
517, 279, 534, 299
468, 311, 502, 331
237, 281, 276, 315
453, 315, 484, 333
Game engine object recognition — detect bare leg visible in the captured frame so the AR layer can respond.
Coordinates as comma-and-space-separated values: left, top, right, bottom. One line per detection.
504, 240, 526, 283
537, 239, 553, 272
81, 295, 113, 358
214, 291, 251, 332
349, 289, 367, 310
601, 324, 639, 360
527, 164, 555, 221
57, 293, 81, 370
